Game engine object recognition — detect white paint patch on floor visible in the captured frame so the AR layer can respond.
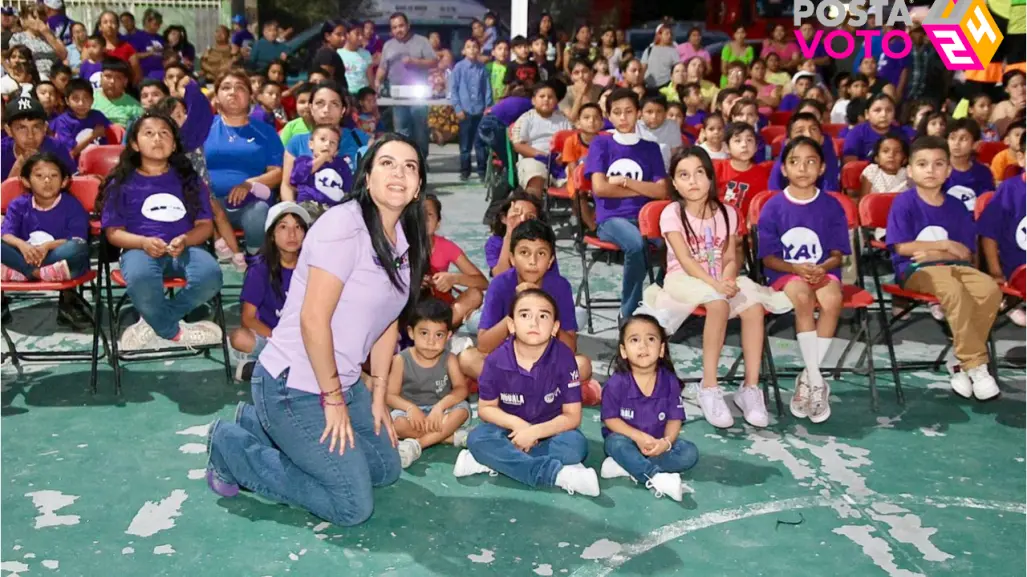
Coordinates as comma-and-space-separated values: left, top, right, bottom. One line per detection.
467, 549, 495, 564
744, 429, 815, 480
25, 490, 80, 529
22, 554, 34, 559
42, 559, 58, 569
288, 553, 299, 561
876, 415, 902, 428
580, 539, 622, 560
918, 424, 946, 438
125, 489, 188, 537
121, 547, 134, 555
187, 469, 205, 480
558, 542, 569, 548
832, 525, 925, 577
791, 425, 874, 498
0, 561, 29, 573
313, 521, 331, 532
176, 425, 210, 437
177, 443, 206, 454
152, 544, 175, 556
534, 563, 554, 576
868, 503, 954, 562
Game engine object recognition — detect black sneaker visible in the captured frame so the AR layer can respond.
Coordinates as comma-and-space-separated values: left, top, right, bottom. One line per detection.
234, 360, 255, 383
459, 173, 470, 182
56, 305, 89, 331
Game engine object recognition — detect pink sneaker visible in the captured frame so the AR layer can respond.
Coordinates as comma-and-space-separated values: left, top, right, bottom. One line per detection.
214, 238, 233, 262
1, 264, 27, 282
38, 260, 72, 282
1008, 308, 1027, 328
231, 253, 247, 273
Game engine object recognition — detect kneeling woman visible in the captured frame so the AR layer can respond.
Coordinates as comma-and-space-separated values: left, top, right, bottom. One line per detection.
206, 134, 431, 526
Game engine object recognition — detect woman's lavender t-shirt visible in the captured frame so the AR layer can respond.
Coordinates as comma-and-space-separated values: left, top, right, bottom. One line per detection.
100, 170, 213, 243
943, 161, 994, 212
583, 133, 667, 224
51, 110, 110, 146
978, 175, 1026, 280
756, 189, 851, 285
600, 366, 685, 438
1, 192, 89, 243
290, 155, 353, 206
478, 337, 582, 425
240, 257, 294, 329
258, 201, 411, 394
885, 188, 976, 281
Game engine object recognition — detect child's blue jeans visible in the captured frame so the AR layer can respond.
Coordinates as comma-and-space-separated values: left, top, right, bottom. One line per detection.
1, 239, 90, 278
596, 217, 655, 318
467, 422, 588, 488
458, 113, 486, 177
119, 247, 223, 340
603, 433, 698, 482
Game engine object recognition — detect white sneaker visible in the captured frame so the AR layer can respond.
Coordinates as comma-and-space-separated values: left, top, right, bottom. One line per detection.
790, 370, 810, 419
452, 429, 469, 448
600, 457, 632, 480
930, 303, 945, 321
733, 386, 770, 428
949, 370, 973, 398
175, 321, 224, 347
397, 438, 422, 468
808, 379, 831, 424
698, 385, 734, 429
1008, 308, 1026, 328
453, 449, 495, 477
119, 319, 156, 351
681, 381, 700, 403
968, 365, 1000, 400
645, 472, 684, 502
554, 463, 600, 497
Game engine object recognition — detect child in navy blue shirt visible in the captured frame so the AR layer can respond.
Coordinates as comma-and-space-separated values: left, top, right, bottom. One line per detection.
51, 78, 110, 159
979, 131, 1027, 327
230, 202, 311, 381
455, 289, 600, 498
100, 111, 224, 351
449, 38, 493, 181
887, 136, 1001, 401
601, 314, 697, 502
758, 137, 850, 424
289, 125, 354, 221
944, 118, 994, 213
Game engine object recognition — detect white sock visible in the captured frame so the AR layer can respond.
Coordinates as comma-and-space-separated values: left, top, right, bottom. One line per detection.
817, 337, 833, 365
797, 331, 823, 385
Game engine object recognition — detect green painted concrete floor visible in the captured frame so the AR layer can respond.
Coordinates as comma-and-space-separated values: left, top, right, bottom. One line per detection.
2, 146, 1025, 577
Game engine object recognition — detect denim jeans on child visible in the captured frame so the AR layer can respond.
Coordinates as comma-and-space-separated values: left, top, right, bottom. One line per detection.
393, 106, 430, 160
467, 422, 588, 487
1, 238, 90, 278
597, 217, 651, 318
223, 200, 270, 255
119, 247, 223, 340
603, 432, 698, 482
208, 363, 402, 526
458, 114, 487, 178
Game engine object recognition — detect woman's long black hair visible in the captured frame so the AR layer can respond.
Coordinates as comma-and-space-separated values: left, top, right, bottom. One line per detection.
667, 146, 731, 256
611, 313, 677, 376
97, 110, 204, 223
343, 132, 431, 320
261, 212, 309, 301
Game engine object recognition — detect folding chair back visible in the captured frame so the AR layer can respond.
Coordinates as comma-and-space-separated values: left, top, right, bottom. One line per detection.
105, 124, 126, 145
770, 110, 792, 126
638, 200, 672, 240
771, 134, 786, 157
1, 178, 26, 212
549, 129, 577, 158
973, 190, 994, 221
841, 160, 869, 194
976, 141, 1008, 165
858, 191, 898, 229
683, 124, 700, 139
1002, 164, 1023, 181
823, 123, 845, 138
760, 125, 786, 145
79, 145, 124, 178
68, 177, 101, 214
832, 137, 844, 157
746, 189, 779, 228
827, 191, 859, 229
573, 163, 591, 192
1010, 265, 1026, 297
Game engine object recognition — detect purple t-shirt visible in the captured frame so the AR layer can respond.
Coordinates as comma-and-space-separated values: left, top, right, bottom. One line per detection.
0, 192, 88, 243
842, 122, 913, 160
876, 38, 909, 87
600, 366, 685, 438
756, 189, 851, 285
779, 93, 800, 112
178, 82, 215, 152
258, 201, 411, 394
768, 136, 840, 192
231, 29, 254, 48
0, 137, 76, 181
583, 133, 666, 224
490, 96, 533, 126
483, 234, 561, 276
99, 170, 214, 244
125, 30, 164, 78
240, 257, 293, 329
291, 155, 353, 206
478, 337, 582, 425
479, 267, 578, 333
885, 188, 977, 281
685, 110, 707, 127
51, 110, 110, 147
943, 162, 993, 212
249, 106, 277, 129
79, 60, 104, 90
978, 175, 1026, 280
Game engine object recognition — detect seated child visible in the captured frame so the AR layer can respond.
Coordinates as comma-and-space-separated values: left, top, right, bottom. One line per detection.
354, 87, 382, 136
512, 82, 572, 196
455, 288, 600, 498
637, 91, 683, 170
698, 114, 728, 160
830, 73, 868, 125
79, 34, 105, 90
100, 111, 224, 350
842, 97, 868, 138
916, 111, 947, 139
1, 96, 76, 181
423, 194, 488, 328
665, 102, 685, 129
33, 81, 63, 120
249, 79, 284, 131
388, 298, 472, 468
779, 71, 813, 112
92, 57, 144, 127
979, 131, 1027, 327
729, 97, 768, 163
715, 122, 770, 218
859, 134, 911, 196
290, 124, 354, 220
51, 78, 110, 159
768, 112, 840, 193
758, 137, 850, 424
842, 93, 912, 164
230, 202, 311, 381
967, 93, 999, 142
887, 136, 1002, 400
278, 82, 315, 146
944, 118, 994, 212
585, 88, 668, 319
0, 152, 91, 327
713, 88, 741, 121
483, 190, 561, 277
459, 219, 590, 384
562, 102, 602, 231
990, 119, 1025, 184
680, 83, 708, 128
600, 314, 698, 502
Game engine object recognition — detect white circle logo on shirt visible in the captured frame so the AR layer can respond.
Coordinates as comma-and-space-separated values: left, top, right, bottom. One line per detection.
946, 185, 977, 211
75, 128, 95, 144
658, 412, 666, 421
781, 227, 823, 263
1017, 216, 1027, 251
314, 167, 345, 202
28, 231, 55, 246
916, 225, 950, 242
88, 71, 102, 89
607, 158, 643, 181
141, 193, 187, 223
544, 391, 556, 404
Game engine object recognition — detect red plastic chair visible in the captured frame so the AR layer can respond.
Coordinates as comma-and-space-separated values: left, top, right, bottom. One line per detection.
0, 178, 25, 211
976, 141, 1008, 165
833, 137, 844, 157
760, 125, 786, 146
78, 145, 124, 178
770, 110, 792, 126
822, 123, 846, 138
1002, 165, 1023, 181
973, 190, 994, 221
1005, 265, 1026, 299
771, 134, 786, 157
841, 161, 870, 194
105, 124, 126, 144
